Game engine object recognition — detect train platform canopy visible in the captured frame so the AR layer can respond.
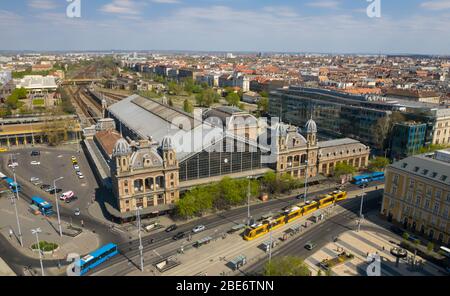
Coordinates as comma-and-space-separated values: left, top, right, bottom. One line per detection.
107, 94, 268, 162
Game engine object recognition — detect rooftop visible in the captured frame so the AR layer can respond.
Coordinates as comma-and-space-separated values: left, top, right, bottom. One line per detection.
390, 149, 450, 186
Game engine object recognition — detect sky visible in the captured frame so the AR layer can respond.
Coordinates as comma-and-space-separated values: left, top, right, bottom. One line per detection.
0, 0, 450, 54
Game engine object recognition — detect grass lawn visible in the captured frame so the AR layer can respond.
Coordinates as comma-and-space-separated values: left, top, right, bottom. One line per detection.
32, 98, 45, 106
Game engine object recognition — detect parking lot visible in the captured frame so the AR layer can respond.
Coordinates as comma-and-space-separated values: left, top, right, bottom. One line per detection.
3, 147, 98, 212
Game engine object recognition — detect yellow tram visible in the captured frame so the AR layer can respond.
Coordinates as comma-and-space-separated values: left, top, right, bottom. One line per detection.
243, 190, 348, 241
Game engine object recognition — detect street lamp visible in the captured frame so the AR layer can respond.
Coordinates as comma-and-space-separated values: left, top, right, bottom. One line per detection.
246, 176, 254, 226
53, 177, 64, 237
304, 160, 309, 204
136, 207, 144, 272
10, 153, 20, 201
9, 193, 23, 247
31, 228, 44, 276
357, 180, 367, 232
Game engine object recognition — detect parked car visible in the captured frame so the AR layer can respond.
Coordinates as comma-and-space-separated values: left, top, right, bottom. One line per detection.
40, 184, 51, 191
31, 151, 40, 156
192, 225, 206, 233
296, 194, 305, 199
30, 177, 40, 183
49, 188, 62, 194
30, 161, 41, 165
76, 171, 83, 176
74, 208, 80, 216
78, 174, 85, 179
305, 241, 317, 251
165, 224, 177, 232
32, 180, 43, 186
73, 164, 80, 171
60, 191, 75, 201
8, 162, 18, 168
172, 232, 185, 240
65, 196, 78, 203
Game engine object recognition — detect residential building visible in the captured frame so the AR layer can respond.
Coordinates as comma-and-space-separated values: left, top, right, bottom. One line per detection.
381, 150, 450, 245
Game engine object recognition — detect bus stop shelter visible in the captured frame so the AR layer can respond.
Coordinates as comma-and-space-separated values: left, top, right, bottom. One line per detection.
312, 211, 324, 223
229, 255, 247, 271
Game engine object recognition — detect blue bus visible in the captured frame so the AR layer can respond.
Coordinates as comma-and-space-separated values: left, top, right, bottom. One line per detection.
78, 243, 119, 275
5, 177, 21, 193
352, 172, 385, 185
352, 174, 371, 185
31, 196, 54, 216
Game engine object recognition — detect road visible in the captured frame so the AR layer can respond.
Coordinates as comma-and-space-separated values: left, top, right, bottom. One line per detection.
241, 191, 384, 275
92, 185, 384, 276
0, 150, 127, 275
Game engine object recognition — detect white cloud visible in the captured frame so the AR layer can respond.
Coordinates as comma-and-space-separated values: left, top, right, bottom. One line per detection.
28, 0, 58, 10
2, 4, 450, 55
151, 0, 180, 4
421, 0, 450, 10
306, 1, 340, 9
100, 0, 142, 15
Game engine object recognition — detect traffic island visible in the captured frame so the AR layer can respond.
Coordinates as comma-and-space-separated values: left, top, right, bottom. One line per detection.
318, 252, 355, 271
31, 241, 59, 255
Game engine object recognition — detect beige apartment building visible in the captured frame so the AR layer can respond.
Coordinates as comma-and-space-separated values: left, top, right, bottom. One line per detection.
433, 109, 450, 146
381, 150, 450, 246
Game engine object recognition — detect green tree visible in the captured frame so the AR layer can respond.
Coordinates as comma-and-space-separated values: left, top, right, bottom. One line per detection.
260, 91, 269, 98
427, 242, 434, 253
369, 157, 390, 172
196, 88, 220, 107
333, 162, 356, 179
418, 144, 450, 154
402, 232, 410, 241
226, 92, 241, 106
264, 256, 311, 276
168, 81, 182, 95
183, 99, 194, 113
257, 97, 269, 113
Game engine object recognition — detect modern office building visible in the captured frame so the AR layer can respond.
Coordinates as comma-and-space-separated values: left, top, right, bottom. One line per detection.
382, 150, 450, 245
390, 122, 427, 160
269, 86, 391, 148
269, 86, 450, 155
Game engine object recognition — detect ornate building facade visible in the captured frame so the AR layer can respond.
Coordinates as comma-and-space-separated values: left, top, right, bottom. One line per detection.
105, 95, 371, 219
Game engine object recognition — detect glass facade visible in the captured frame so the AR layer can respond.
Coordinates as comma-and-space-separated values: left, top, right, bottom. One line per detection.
390, 123, 427, 159
179, 138, 264, 182
269, 87, 391, 147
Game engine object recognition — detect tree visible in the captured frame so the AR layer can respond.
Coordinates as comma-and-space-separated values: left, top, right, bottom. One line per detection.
333, 162, 356, 180
168, 81, 182, 95
264, 256, 311, 276
168, 98, 174, 107
427, 242, 434, 253
225, 92, 241, 106
257, 97, 269, 113
369, 157, 390, 172
418, 144, 450, 154
6, 87, 28, 110
196, 88, 220, 107
183, 99, 194, 113
402, 232, 410, 241
372, 112, 406, 151
260, 91, 269, 98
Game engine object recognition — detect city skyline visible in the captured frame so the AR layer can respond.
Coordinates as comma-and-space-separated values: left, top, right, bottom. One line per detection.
1, 0, 450, 54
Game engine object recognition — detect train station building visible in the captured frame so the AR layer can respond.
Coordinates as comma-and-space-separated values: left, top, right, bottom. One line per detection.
89, 94, 370, 220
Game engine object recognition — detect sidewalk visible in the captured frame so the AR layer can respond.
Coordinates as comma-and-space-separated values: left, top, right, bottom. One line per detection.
305, 216, 446, 276
88, 179, 339, 230
0, 191, 100, 263
0, 257, 16, 276
125, 188, 369, 276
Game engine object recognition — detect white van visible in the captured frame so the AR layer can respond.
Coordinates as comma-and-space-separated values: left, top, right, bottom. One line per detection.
60, 191, 75, 201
